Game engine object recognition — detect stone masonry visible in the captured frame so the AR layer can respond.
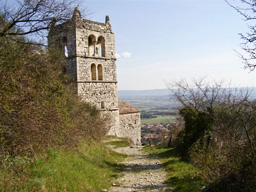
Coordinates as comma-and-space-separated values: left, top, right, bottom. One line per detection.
119, 101, 141, 145
48, 7, 141, 145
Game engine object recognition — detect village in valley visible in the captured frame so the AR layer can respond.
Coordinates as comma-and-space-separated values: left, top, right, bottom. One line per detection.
141, 121, 179, 146
118, 90, 183, 147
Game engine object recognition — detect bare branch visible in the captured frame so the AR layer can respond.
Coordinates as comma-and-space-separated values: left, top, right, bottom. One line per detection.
226, 0, 256, 70
0, 0, 80, 43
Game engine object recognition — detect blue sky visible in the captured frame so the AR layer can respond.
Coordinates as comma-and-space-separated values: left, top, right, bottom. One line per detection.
82, 0, 256, 90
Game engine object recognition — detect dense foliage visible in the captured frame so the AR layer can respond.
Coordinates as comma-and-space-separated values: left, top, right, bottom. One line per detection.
0, 33, 109, 158
176, 106, 214, 157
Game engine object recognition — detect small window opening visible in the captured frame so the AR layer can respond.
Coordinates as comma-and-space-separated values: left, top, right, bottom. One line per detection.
62, 36, 68, 57
91, 64, 96, 80
64, 46, 68, 57
101, 101, 105, 109
135, 120, 137, 124
97, 64, 103, 80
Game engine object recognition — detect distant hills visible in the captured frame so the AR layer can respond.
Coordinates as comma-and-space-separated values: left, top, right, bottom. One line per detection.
118, 88, 256, 100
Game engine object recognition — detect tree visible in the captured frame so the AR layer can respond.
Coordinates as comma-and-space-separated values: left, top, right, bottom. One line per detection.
226, 0, 256, 71
0, 0, 79, 43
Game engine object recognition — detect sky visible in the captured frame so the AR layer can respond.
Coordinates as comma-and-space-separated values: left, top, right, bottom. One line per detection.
81, 0, 256, 90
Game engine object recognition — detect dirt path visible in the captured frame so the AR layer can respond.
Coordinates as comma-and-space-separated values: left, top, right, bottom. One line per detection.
108, 146, 171, 192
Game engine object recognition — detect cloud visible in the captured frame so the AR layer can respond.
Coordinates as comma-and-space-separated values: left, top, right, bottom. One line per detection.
121, 52, 131, 58
116, 52, 132, 58
115, 53, 121, 58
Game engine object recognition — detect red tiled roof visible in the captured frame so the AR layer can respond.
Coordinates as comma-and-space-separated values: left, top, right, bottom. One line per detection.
118, 100, 140, 114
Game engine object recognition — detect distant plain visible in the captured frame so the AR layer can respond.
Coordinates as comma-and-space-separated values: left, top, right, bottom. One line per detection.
118, 88, 256, 124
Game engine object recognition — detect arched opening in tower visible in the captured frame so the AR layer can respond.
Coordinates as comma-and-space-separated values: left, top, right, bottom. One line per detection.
97, 36, 105, 57
88, 35, 96, 56
97, 64, 103, 80
91, 64, 96, 80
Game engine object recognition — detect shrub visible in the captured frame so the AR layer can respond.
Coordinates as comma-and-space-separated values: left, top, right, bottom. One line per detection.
176, 106, 214, 157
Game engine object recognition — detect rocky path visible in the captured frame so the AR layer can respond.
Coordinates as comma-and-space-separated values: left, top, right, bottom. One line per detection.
108, 146, 171, 192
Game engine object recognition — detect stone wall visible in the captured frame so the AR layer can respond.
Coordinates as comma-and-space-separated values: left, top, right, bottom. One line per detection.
105, 110, 120, 136
77, 82, 118, 110
119, 113, 141, 145
76, 57, 117, 81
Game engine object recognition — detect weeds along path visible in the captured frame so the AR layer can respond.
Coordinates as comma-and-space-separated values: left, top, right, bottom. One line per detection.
108, 145, 171, 192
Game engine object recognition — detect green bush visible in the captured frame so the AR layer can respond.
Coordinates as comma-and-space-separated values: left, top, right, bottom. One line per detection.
176, 106, 214, 158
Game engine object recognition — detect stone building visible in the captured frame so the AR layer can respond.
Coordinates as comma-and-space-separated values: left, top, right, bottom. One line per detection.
48, 7, 141, 145
118, 101, 141, 145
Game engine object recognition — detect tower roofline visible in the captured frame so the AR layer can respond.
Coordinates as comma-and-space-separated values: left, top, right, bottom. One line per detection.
82, 19, 106, 26
49, 7, 113, 34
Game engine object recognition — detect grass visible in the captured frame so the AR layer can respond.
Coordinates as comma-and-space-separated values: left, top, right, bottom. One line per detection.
143, 147, 204, 192
0, 140, 126, 192
105, 136, 132, 148
141, 115, 177, 124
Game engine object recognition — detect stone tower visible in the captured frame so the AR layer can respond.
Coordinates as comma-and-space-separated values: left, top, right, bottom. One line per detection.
48, 7, 120, 135
48, 7, 141, 145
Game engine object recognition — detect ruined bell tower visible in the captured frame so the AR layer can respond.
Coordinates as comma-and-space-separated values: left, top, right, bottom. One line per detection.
48, 7, 120, 135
